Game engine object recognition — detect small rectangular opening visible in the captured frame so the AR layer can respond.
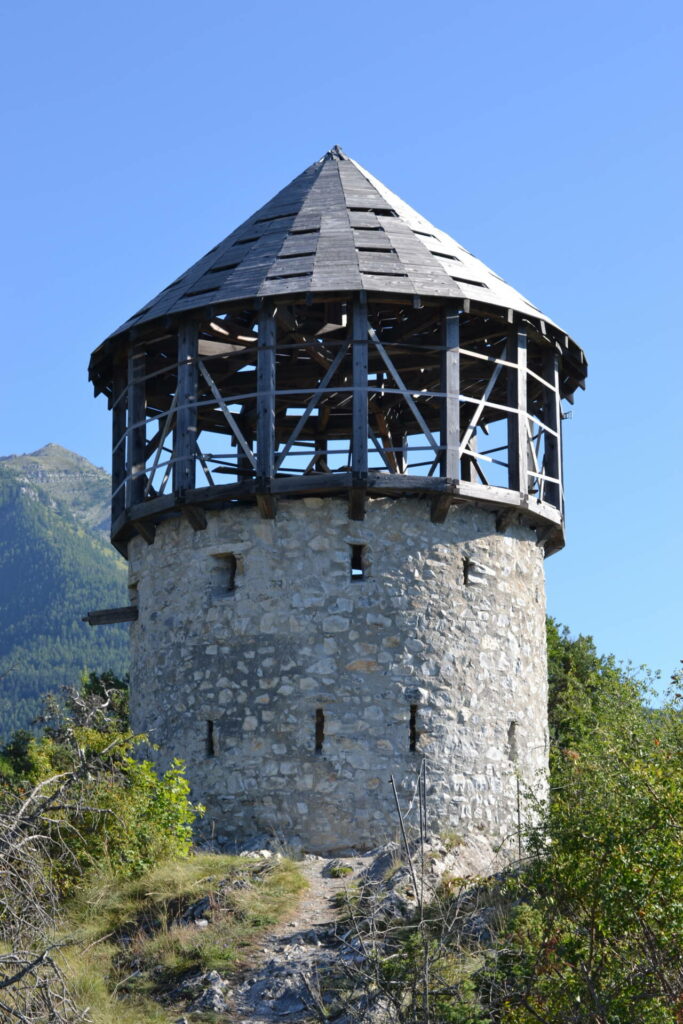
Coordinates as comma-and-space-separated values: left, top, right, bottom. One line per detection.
185, 285, 220, 297
350, 544, 365, 581
361, 270, 408, 278
277, 251, 316, 259
449, 276, 488, 288
463, 557, 472, 585
409, 705, 418, 752
430, 250, 460, 262
209, 262, 239, 273
266, 271, 311, 281
213, 553, 237, 594
206, 720, 215, 757
315, 708, 325, 753
234, 236, 259, 245
255, 212, 297, 223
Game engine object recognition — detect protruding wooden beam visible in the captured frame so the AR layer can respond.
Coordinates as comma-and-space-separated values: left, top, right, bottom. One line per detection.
133, 520, 155, 544
126, 346, 146, 508
182, 504, 207, 531
349, 294, 369, 520
174, 321, 199, 494
83, 606, 139, 626
430, 493, 452, 523
440, 305, 460, 480
256, 492, 276, 519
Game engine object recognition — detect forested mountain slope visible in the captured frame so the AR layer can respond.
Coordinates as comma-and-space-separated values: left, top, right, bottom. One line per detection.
0, 447, 128, 738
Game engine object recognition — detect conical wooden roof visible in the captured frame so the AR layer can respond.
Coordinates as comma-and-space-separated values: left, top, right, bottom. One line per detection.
107, 146, 570, 341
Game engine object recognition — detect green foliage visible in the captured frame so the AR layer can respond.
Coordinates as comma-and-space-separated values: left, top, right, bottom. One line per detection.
0, 675, 201, 889
0, 458, 129, 739
479, 628, 683, 1023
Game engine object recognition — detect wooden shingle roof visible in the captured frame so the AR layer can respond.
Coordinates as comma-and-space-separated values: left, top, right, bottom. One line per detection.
107, 146, 573, 343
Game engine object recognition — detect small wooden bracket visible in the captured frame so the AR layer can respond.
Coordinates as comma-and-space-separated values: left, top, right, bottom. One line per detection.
495, 510, 516, 533
183, 504, 208, 531
83, 606, 139, 626
256, 491, 276, 519
430, 493, 452, 524
348, 485, 366, 521
133, 520, 156, 545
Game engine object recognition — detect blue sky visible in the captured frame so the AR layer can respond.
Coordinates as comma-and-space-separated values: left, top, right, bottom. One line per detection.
1, 0, 681, 689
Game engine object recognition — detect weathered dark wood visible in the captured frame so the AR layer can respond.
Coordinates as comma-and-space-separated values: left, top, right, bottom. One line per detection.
350, 294, 369, 520
111, 360, 127, 522
543, 349, 562, 509
126, 346, 147, 508
84, 606, 139, 626
256, 303, 276, 484
133, 520, 155, 544
183, 504, 208, 531
440, 306, 460, 479
174, 321, 199, 493
507, 326, 528, 494
430, 493, 452, 523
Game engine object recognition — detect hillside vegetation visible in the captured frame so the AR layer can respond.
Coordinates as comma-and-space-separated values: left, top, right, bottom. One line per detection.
0, 446, 128, 737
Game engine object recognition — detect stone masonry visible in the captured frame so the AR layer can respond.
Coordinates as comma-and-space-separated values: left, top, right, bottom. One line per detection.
127, 497, 548, 855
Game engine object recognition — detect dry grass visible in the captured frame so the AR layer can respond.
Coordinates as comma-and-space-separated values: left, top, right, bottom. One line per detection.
58, 852, 307, 1023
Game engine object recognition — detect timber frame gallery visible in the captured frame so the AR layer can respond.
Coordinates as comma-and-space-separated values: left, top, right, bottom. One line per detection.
90, 147, 587, 557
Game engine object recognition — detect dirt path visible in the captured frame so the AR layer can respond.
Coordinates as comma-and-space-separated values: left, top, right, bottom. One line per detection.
231, 855, 369, 1022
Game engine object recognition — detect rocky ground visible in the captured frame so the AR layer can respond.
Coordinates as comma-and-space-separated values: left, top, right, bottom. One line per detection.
170, 833, 502, 1023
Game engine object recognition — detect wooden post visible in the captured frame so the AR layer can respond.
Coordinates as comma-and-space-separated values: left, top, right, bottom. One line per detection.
543, 348, 562, 510
350, 293, 369, 520
440, 305, 460, 480
507, 325, 528, 496
432, 305, 460, 522
126, 345, 146, 509
111, 360, 127, 524
256, 302, 276, 518
174, 321, 199, 495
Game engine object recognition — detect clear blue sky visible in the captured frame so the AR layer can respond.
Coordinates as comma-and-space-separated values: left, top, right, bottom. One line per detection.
1, 0, 681, 690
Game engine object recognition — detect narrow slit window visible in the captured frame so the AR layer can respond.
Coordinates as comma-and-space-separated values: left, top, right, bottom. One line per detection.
315, 708, 325, 753
206, 720, 215, 758
463, 557, 472, 585
507, 721, 518, 762
350, 544, 366, 581
409, 705, 418, 752
213, 553, 237, 594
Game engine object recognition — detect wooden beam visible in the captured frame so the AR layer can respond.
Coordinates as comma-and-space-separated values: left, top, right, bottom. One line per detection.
430, 492, 452, 524
84, 606, 138, 626
182, 504, 208, 531
543, 349, 562, 510
440, 306, 460, 480
133, 520, 155, 544
507, 326, 528, 494
256, 303, 276, 484
111, 360, 127, 523
126, 346, 146, 508
350, 294, 369, 520
174, 321, 199, 493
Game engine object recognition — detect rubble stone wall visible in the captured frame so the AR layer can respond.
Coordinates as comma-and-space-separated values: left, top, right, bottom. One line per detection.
127, 497, 548, 855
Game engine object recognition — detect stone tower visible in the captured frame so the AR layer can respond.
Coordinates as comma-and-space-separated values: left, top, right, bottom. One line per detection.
89, 147, 586, 854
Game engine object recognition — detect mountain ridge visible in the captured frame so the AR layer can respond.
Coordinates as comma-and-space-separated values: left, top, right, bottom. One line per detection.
0, 445, 129, 739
